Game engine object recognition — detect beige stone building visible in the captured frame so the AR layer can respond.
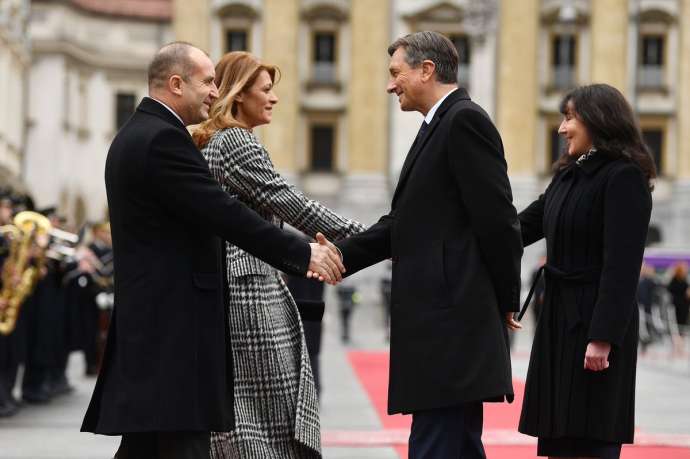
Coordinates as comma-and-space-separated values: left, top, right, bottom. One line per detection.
497, 0, 690, 248
0, 0, 30, 192
173, 0, 502, 224
175, 0, 392, 231
171, 0, 690, 295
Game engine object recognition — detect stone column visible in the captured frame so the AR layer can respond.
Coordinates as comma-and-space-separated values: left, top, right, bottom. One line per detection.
677, 0, 690, 180
590, 0, 629, 92
495, 0, 539, 176
173, 0, 211, 52
261, 0, 299, 172
348, 0, 389, 176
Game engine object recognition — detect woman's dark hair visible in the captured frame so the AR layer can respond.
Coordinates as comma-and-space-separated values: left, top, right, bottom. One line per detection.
553, 83, 656, 190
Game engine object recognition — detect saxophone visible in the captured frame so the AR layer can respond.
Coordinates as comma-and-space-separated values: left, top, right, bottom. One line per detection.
0, 211, 52, 335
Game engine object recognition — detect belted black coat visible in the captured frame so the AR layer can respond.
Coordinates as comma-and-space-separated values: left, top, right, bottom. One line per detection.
81, 98, 310, 435
336, 89, 523, 414
517, 153, 652, 443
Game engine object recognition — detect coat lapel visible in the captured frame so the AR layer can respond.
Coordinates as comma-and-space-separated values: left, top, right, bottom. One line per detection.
137, 97, 191, 136
392, 88, 470, 206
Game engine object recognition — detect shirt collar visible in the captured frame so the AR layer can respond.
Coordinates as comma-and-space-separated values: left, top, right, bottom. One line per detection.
147, 96, 185, 126
424, 88, 457, 124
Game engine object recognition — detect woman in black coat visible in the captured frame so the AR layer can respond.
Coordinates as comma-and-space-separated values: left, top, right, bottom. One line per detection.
517, 84, 655, 459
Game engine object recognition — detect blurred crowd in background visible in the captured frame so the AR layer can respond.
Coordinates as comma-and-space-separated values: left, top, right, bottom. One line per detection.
0, 187, 113, 418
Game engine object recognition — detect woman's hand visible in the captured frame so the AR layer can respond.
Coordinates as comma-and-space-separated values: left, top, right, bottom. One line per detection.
505, 312, 522, 331
584, 340, 611, 371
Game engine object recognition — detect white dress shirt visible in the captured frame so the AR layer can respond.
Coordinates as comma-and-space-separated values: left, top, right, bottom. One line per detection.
148, 96, 185, 126
424, 87, 458, 124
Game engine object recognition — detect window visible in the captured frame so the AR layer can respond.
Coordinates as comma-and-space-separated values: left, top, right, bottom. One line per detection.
312, 32, 336, 83
449, 34, 471, 87
549, 127, 567, 166
552, 34, 576, 89
310, 125, 335, 172
639, 35, 664, 89
642, 128, 663, 173
225, 29, 248, 52
115, 93, 136, 130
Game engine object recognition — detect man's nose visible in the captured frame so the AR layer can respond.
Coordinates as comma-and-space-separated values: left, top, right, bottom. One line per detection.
557, 121, 566, 134
386, 81, 396, 94
210, 83, 219, 99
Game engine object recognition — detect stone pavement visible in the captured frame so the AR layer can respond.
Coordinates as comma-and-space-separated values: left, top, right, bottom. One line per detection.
1, 283, 689, 458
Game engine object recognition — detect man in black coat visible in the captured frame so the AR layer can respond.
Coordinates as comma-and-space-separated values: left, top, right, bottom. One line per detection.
319, 32, 523, 458
80, 42, 343, 459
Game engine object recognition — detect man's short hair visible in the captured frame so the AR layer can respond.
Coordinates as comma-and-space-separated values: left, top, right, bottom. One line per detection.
148, 41, 199, 90
388, 31, 459, 84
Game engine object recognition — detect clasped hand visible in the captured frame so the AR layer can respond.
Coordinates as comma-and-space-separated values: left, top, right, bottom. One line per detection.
306, 232, 345, 285
584, 340, 611, 371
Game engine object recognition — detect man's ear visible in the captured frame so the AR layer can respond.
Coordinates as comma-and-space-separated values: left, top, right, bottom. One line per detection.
169, 75, 184, 96
420, 60, 436, 83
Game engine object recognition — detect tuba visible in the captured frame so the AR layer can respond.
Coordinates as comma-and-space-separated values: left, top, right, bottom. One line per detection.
0, 211, 52, 335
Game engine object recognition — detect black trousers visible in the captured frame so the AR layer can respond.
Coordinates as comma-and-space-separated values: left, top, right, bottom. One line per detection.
409, 402, 485, 459
115, 432, 210, 459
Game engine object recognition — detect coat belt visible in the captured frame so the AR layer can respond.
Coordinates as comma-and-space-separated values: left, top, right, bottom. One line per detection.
517, 264, 602, 325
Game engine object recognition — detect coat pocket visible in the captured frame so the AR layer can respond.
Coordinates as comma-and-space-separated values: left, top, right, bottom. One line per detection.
442, 238, 497, 310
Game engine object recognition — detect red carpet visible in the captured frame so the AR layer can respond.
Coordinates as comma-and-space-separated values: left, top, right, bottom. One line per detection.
347, 351, 690, 459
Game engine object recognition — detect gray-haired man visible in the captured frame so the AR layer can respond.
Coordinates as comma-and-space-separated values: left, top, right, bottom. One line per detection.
323, 31, 523, 458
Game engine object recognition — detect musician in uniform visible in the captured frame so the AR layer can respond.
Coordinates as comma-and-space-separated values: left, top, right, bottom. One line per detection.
64, 221, 114, 376
21, 207, 72, 403
0, 191, 18, 416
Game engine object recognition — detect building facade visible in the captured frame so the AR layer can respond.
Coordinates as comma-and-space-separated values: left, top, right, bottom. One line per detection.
172, 0, 690, 296
496, 0, 690, 251
0, 0, 30, 191
175, 0, 392, 228
24, 0, 172, 224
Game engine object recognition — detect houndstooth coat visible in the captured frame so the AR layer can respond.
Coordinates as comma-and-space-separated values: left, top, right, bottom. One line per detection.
201, 127, 365, 458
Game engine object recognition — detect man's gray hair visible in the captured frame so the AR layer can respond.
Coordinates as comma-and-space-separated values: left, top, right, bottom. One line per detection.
148, 41, 199, 89
388, 31, 459, 84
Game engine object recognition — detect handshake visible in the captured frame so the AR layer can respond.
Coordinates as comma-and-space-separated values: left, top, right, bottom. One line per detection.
306, 232, 345, 285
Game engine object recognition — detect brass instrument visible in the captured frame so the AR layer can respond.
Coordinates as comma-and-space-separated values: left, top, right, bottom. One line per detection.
0, 211, 52, 335
45, 227, 80, 261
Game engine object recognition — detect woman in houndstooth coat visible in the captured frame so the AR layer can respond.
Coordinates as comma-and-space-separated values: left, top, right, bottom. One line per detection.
193, 52, 365, 458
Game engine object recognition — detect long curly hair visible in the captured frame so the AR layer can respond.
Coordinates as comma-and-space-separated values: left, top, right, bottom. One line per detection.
553, 84, 656, 191
192, 51, 280, 148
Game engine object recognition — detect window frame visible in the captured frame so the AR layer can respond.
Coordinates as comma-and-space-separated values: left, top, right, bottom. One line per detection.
307, 121, 338, 173
549, 31, 578, 91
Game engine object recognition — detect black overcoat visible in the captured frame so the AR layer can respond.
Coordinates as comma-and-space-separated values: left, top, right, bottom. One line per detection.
336, 89, 523, 414
81, 98, 310, 434
518, 153, 652, 443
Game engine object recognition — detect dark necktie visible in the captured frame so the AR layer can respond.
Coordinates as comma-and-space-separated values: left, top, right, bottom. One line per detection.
412, 120, 429, 149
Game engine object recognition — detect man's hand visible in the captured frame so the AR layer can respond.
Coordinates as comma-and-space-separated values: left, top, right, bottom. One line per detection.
584, 340, 611, 371
505, 312, 522, 331
307, 233, 345, 285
